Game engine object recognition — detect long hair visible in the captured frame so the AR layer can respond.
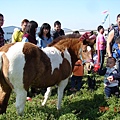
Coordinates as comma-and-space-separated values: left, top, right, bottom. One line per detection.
38, 23, 51, 40
25, 21, 38, 39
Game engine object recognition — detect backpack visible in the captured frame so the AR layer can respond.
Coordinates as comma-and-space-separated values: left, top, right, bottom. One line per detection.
111, 27, 120, 53
111, 27, 119, 47
112, 43, 120, 59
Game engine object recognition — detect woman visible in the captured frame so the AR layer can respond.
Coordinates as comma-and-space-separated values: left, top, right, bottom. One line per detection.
36, 23, 52, 48
22, 20, 38, 98
22, 20, 38, 45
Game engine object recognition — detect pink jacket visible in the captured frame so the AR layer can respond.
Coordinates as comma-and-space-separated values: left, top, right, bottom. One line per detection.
96, 33, 106, 50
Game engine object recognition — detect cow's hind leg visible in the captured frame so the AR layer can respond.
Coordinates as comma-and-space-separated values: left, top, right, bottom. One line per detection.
42, 87, 52, 106
15, 88, 27, 116
0, 77, 12, 114
57, 78, 68, 110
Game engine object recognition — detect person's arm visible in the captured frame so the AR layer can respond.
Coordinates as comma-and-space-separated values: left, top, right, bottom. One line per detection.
107, 71, 120, 82
113, 72, 120, 79
36, 37, 42, 48
73, 66, 79, 72
98, 68, 107, 75
62, 29, 65, 35
12, 30, 19, 43
106, 30, 114, 57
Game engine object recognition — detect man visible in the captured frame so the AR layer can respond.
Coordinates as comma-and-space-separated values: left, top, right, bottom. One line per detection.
107, 14, 120, 73
107, 14, 120, 57
52, 20, 65, 40
0, 13, 5, 47
12, 19, 29, 43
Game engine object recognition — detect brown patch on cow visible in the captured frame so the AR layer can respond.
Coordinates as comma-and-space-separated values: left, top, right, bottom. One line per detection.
22, 42, 72, 89
48, 34, 81, 47
32, 57, 71, 88
22, 43, 52, 90
0, 43, 15, 52
2, 53, 14, 89
0, 54, 12, 114
0, 76, 12, 114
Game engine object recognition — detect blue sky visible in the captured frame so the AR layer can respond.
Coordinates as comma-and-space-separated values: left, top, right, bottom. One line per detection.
0, 0, 120, 30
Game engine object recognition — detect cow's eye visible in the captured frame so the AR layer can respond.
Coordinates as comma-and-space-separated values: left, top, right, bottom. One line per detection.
83, 49, 87, 52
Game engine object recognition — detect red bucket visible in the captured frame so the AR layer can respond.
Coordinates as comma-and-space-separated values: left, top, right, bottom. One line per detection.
93, 63, 100, 72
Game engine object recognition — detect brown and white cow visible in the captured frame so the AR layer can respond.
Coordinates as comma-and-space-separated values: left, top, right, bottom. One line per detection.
0, 34, 95, 115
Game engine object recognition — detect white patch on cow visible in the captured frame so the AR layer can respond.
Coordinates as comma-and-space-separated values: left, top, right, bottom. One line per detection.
57, 78, 68, 110
63, 48, 72, 64
87, 46, 91, 52
5, 42, 26, 92
42, 87, 52, 106
5, 42, 27, 115
42, 47, 72, 74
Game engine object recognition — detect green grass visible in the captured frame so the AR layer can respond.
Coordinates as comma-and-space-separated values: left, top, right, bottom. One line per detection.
0, 74, 120, 120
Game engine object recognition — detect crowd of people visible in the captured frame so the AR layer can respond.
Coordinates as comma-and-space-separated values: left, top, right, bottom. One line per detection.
1, 13, 120, 99
69, 14, 120, 99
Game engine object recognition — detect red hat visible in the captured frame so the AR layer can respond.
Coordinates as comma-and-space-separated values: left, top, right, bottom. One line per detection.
89, 34, 96, 40
80, 32, 90, 41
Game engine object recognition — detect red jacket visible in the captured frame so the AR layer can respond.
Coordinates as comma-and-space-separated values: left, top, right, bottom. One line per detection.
73, 60, 84, 76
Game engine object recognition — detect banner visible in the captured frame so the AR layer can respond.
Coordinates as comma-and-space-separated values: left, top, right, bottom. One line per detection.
102, 10, 108, 14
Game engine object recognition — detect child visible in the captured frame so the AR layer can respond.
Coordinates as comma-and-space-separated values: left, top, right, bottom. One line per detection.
70, 59, 84, 91
87, 53, 98, 92
98, 57, 119, 98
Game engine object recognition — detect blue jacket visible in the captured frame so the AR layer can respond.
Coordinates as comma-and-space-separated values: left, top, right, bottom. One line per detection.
112, 43, 120, 58
36, 36, 53, 48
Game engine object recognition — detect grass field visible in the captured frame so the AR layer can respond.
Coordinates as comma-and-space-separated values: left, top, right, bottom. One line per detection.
0, 73, 120, 120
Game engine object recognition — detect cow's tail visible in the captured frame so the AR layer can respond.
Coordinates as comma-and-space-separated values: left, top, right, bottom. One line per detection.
0, 52, 13, 89
0, 52, 4, 70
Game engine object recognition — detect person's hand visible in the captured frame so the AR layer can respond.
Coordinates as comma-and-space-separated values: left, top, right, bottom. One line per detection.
107, 76, 114, 82
108, 54, 112, 57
